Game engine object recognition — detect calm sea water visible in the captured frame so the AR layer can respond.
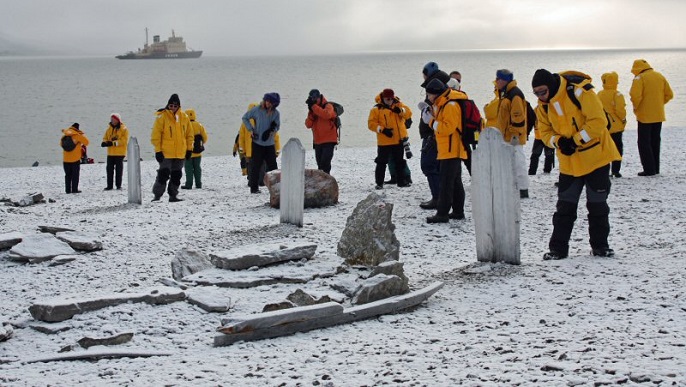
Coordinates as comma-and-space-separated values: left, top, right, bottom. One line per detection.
0, 49, 684, 168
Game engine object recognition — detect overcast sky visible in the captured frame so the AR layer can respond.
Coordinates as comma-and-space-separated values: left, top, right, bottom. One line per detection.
1, 0, 685, 56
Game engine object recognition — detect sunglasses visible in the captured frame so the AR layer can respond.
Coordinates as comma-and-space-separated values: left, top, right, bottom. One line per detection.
168, 104, 179, 108
533, 88, 548, 97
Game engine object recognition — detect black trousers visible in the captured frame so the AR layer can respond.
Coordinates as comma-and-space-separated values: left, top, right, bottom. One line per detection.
375, 144, 406, 186
549, 164, 611, 256
249, 144, 277, 190
637, 122, 662, 174
106, 155, 125, 189
610, 132, 624, 175
63, 161, 80, 193
314, 142, 336, 174
436, 158, 465, 217
529, 139, 555, 174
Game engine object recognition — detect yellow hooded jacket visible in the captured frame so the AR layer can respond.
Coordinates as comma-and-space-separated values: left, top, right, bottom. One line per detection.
61, 126, 89, 163
102, 123, 129, 157
537, 71, 621, 177
629, 59, 674, 124
238, 103, 281, 158
367, 93, 412, 146
495, 80, 528, 145
185, 109, 208, 158
597, 71, 627, 134
483, 84, 500, 128
429, 89, 469, 160
151, 108, 193, 159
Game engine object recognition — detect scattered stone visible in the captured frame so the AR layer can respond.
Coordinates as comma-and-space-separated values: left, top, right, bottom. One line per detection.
28, 287, 187, 322
287, 289, 316, 306
157, 277, 189, 290
59, 344, 77, 353
0, 231, 23, 249
262, 301, 295, 312
55, 231, 103, 251
48, 255, 79, 267
38, 225, 75, 234
265, 169, 339, 208
30, 323, 71, 334
78, 332, 134, 349
186, 288, 232, 312
337, 193, 400, 266
540, 363, 565, 371
370, 261, 409, 294
9, 234, 76, 263
32, 161, 39, 167
352, 274, 407, 305
171, 248, 213, 280
210, 242, 317, 270
15, 192, 44, 207
0, 324, 14, 342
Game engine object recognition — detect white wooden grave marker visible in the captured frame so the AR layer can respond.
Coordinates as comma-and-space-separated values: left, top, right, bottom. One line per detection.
280, 138, 305, 227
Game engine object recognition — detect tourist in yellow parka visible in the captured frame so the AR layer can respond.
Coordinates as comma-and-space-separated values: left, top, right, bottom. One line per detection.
598, 71, 627, 177
367, 88, 413, 188
150, 93, 193, 202
101, 113, 129, 190
420, 79, 467, 224
61, 122, 89, 194
532, 69, 621, 261
630, 59, 674, 176
181, 108, 208, 189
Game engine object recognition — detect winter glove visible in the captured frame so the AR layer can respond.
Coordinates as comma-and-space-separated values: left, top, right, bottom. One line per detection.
381, 128, 393, 138
557, 136, 577, 156
392, 106, 403, 114
155, 151, 164, 163
101, 141, 113, 147
185, 150, 192, 160
261, 130, 273, 142
421, 108, 433, 125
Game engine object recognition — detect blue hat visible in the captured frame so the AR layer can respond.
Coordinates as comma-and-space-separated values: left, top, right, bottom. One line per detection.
423, 62, 439, 77
263, 92, 280, 107
308, 89, 321, 99
496, 69, 514, 82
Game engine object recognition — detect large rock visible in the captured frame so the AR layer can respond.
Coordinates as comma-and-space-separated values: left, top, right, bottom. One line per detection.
9, 233, 76, 263
0, 231, 23, 249
171, 248, 213, 280
370, 261, 409, 294
55, 231, 103, 251
265, 169, 339, 208
337, 193, 400, 266
351, 274, 407, 305
210, 242, 317, 270
0, 324, 13, 342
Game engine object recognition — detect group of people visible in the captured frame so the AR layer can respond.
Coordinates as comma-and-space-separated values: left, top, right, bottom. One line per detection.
60, 58, 672, 260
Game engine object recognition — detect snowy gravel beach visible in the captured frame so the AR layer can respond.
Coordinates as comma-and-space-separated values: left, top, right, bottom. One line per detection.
1, 129, 685, 386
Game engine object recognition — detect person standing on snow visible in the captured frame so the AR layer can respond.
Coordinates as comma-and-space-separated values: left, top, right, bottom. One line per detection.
598, 71, 627, 178
629, 59, 674, 176
531, 69, 621, 260
61, 123, 89, 194
181, 109, 208, 189
151, 93, 193, 202
242, 92, 281, 194
305, 89, 338, 174
101, 113, 129, 190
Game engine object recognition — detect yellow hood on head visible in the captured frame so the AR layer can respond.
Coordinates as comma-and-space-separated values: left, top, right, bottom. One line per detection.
185, 109, 196, 121
601, 71, 619, 90
631, 59, 652, 76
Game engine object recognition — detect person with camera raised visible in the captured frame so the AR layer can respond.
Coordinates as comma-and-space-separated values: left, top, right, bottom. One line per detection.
305, 89, 337, 174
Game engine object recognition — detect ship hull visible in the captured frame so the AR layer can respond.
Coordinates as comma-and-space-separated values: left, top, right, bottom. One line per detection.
116, 51, 202, 59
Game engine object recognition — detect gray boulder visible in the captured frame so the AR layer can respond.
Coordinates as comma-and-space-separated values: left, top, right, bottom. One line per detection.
9, 234, 76, 263
171, 248, 213, 280
0, 231, 23, 249
210, 242, 317, 270
352, 274, 407, 305
337, 193, 400, 266
265, 169, 339, 208
370, 261, 409, 294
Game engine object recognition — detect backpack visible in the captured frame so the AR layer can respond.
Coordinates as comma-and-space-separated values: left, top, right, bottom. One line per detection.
562, 74, 612, 130
526, 101, 537, 137
61, 135, 76, 151
327, 101, 344, 143
455, 99, 483, 147
192, 134, 205, 153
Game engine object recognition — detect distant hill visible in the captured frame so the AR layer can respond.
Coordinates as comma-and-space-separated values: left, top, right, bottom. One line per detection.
0, 34, 60, 56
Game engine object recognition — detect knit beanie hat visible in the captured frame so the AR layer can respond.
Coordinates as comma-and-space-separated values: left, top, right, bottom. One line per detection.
531, 69, 556, 88
424, 78, 447, 95
496, 69, 514, 82
167, 93, 181, 106
422, 61, 439, 77
110, 113, 122, 123
381, 89, 395, 99
72, 123, 80, 129
308, 89, 321, 100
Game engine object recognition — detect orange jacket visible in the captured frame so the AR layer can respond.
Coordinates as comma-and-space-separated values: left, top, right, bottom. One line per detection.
305, 97, 338, 145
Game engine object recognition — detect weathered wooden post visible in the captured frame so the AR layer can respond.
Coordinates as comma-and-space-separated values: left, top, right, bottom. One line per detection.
280, 138, 305, 227
471, 127, 520, 264
127, 137, 142, 204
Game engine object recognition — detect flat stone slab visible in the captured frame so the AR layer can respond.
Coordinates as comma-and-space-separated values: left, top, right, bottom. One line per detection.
28, 287, 187, 322
78, 332, 134, 349
24, 349, 173, 364
55, 231, 103, 252
210, 242, 317, 270
186, 288, 232, 312
182, 259, 340, 289
0, 231, 23, 249
38, 225, 75, 234
9, 234, 76, 263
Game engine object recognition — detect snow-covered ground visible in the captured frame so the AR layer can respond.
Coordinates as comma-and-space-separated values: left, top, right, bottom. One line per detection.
1, 129, 685, 386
